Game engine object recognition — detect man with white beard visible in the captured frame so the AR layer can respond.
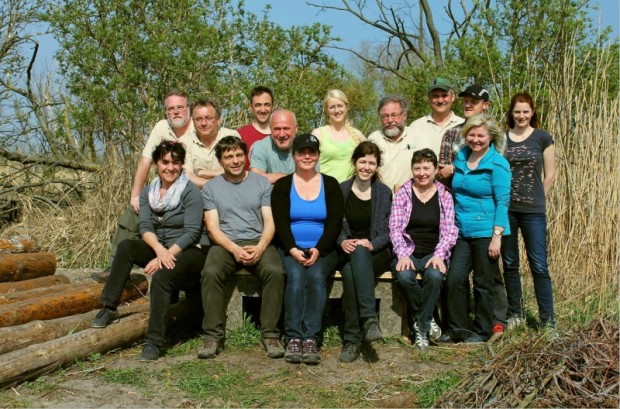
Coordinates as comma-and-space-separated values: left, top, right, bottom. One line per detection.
91, 90, 195, 282
367, 96, 418, 191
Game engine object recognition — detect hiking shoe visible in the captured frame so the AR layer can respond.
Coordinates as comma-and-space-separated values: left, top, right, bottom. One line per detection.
437, 333, 456, 343
302, 339, 321, 364
414, 331, 429, 351
414, 319, 442, 340
506, 316, 526, 331
90, 308, 119, 328
338, 342, 360, 363
363, 318, 383, 343
261, 338, 284, 359
197, 338, 224, 359
284, 338, 302, 363
138, 343, 160, 362
463, 334, 486, 344
90, 267, 111, 283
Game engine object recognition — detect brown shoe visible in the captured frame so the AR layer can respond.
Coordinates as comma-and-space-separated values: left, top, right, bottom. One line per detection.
197, 338, 224, 359
261, 338, 284, 359
91, 268, 110, 283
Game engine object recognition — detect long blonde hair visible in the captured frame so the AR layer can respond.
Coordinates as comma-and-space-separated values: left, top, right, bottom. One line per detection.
457, 113, 506, 155
323, 89, 363, 145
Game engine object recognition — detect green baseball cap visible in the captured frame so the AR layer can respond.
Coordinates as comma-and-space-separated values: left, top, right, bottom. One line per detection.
428, 77, 454, 93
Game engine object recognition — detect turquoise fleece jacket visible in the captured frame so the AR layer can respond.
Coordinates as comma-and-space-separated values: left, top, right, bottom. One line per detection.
452, 144, 511, 238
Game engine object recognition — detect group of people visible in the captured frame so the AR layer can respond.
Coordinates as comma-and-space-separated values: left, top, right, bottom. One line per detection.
89, 80, 556, 365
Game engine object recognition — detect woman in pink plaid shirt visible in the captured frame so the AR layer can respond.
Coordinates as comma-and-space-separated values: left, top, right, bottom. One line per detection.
389, 148, 458, 351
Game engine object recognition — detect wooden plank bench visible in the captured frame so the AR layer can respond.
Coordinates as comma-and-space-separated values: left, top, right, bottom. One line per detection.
225, 269, 408, 337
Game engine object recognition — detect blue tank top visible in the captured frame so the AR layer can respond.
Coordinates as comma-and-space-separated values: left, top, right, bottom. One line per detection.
290, 176, 326, 248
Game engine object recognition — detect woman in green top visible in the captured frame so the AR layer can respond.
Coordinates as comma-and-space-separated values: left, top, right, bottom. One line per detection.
311, 89, 365, 182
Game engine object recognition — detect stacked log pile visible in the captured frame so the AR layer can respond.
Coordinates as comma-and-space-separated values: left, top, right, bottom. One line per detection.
0, 235, 153, 388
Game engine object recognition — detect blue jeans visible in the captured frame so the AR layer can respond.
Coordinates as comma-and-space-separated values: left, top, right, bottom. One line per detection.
501, 212, 555, 325
392, 254, 443, 334
446, 237, 497, 341
282, 251, 338, 342
341, 246, 391, 343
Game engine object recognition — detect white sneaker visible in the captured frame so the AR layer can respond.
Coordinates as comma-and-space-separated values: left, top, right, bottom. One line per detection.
414, 331, 429, 351
506, 316, 526, 330
414, 319, 442, 340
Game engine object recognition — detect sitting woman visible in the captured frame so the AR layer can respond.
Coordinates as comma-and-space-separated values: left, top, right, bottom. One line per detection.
91, 141, 209, 362
337, 141, 393, 363
389, 149, 458, 351
271, 134, 344, 365
444, 113, 511, 343
311, 89, 365, 182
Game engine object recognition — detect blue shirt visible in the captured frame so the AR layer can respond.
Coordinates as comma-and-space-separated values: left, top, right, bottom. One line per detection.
290, 178, 326, 248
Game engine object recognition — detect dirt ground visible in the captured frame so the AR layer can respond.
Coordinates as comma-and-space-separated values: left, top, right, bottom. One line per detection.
0, 269, 473, 408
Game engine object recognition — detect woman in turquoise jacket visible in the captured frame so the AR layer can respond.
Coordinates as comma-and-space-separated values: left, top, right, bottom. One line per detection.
443, 113, 511, 343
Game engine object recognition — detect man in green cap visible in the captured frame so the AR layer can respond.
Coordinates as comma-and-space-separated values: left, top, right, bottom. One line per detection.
408, 77, 464, 155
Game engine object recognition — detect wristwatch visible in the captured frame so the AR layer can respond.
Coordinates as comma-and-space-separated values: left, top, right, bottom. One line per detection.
493, 228, 503, 236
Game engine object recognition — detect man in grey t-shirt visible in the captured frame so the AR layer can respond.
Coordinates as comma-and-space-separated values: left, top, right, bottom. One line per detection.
199, 136, 285, 360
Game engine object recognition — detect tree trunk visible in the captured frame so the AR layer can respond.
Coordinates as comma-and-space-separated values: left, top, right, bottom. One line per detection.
0, 274, 148, 327
0, 298, 149, 355
0, 253, 56, 282
0, 275, 69, 294
0, 299, 201, 387
0, 281, 78, 305
0, 236, 39, 253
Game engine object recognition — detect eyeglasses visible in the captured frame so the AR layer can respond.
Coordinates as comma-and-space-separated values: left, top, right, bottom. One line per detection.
380, 112, 403, 121
165, 105, 189, 114
159, 141, 178, 148
327, 104, 346, 111
194, 116, 218, 123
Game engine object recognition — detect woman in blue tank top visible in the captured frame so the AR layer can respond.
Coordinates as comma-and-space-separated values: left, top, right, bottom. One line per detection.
271, 134, 344, 365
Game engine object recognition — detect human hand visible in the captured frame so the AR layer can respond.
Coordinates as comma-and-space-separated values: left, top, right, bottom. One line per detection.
155, 246, 177, 270
242, 245, 264, 266
437, 163, 454, 179
488, 236, 502, 259
395, 257, 414, 272
425, 255, 447, 274
302, 248, 319, 266
130, 196, 140, 213
341, 239, 357, 254
143, 258, 160, 275
355, 239, 373, 251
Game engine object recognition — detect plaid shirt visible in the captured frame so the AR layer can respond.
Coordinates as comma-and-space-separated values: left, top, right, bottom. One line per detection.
439, 124, 464, 165
389, 179, 458, 262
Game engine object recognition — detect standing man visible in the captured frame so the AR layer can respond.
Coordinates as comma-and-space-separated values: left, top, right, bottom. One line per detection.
179, 99, 241, 189
91, 90, 194, 283
238, 86, 274, 169
408, 77, 464, 156
249, 108, 297, 184
199, 136, 286, 359
367, 95, 417, 191
436, 84, 491, 187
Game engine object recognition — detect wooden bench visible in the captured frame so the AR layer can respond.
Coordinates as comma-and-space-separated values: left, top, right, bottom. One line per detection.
225, 269, 408, 337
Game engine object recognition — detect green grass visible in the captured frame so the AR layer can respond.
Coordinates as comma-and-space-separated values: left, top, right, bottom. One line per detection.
226, 314, 262, 349
100, 368, 149, 388
412, 371, 462, 407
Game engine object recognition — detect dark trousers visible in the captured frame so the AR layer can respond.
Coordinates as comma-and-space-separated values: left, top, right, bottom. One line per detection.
340, 246, 391, 343
200, 242, 285, 340
446, 237, 498, 341
100, 239, 207, 347
392, 254, 443, 334
502, 212, 555, 325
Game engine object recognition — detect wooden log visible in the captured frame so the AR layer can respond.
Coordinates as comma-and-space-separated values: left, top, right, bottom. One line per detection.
0, 253, 56, 283
0, 298, 149, 355
0, 236, 39, 254
0, 299, 201, 388
0, 281, 78, 305
0, 274, 148, 327
0, 275, 70, 294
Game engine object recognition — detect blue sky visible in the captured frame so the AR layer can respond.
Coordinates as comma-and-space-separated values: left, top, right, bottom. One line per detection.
245, 0, 619, 64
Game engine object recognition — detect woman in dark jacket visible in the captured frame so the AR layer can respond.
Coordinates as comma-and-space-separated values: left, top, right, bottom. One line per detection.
91, 141, 209, 362
337, 141, 392, 362
271, 134, 343, 365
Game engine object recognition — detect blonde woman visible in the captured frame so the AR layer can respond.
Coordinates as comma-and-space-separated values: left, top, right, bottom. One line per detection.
311, 89, 365, 183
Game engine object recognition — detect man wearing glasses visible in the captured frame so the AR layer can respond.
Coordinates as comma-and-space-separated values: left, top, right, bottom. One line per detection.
179, 99, 241, 188
367, 95, 417, 191
92, 90, 195, 283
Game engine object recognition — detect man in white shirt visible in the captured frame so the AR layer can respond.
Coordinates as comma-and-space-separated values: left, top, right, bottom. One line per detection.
408, 77, 464, 155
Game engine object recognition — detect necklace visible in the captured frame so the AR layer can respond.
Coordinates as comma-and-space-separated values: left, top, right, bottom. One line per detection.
413, 185, 436, 205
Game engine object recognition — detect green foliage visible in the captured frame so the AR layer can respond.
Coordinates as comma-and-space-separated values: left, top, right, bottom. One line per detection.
100, 368, 149, 388
410, 371, 462, 407
42, 0, 344, 163
225, 313, 261, 349
321, 325, 342, 348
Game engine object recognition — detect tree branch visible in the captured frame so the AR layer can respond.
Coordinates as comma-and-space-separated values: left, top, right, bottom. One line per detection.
0, 148, 100, 172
